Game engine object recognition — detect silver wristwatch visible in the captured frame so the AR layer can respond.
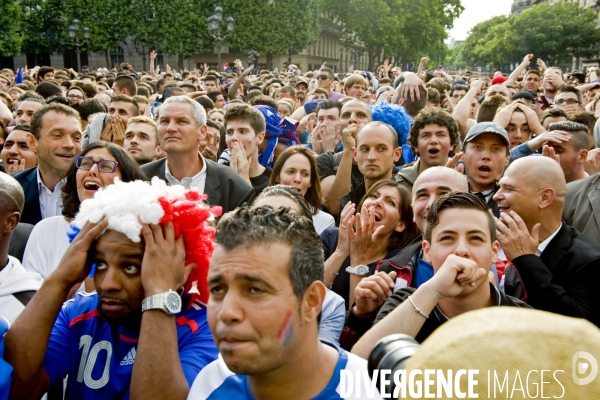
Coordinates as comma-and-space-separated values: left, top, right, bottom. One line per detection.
346, 264, 370, 276
141, 289, 182, 314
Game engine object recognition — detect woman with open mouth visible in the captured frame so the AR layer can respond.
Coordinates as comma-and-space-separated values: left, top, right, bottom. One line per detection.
320, 179, 420, 309
21, 141, 147, 293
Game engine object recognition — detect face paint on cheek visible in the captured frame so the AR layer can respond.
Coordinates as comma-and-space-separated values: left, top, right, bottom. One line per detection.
276, 310, 294, 346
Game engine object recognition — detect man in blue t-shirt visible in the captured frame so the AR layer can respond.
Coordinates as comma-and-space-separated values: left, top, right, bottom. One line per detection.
188, 206, 380, 400
5, 180, 219, 399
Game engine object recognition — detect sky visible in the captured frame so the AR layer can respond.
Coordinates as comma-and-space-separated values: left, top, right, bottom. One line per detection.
447, 0, 514, 41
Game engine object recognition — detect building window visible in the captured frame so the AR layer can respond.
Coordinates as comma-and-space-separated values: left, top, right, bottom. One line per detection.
110, 46, 124, 68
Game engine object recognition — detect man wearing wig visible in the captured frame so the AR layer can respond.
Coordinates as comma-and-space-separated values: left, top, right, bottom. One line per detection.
5, 178, 220, 399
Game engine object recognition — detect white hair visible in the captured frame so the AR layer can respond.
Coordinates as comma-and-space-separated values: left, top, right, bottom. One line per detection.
162, 95, 206, 126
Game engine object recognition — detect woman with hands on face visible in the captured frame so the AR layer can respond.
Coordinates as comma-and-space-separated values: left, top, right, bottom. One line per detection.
321, 180, 420, 309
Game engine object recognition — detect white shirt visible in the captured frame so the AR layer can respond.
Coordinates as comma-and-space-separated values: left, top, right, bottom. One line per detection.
535, 223, 562, 257
22, 216, 72, 278
165, 154, 207, 193
497, 223, 563, 260
37, 168, 65, 219
312, 209, 335, 235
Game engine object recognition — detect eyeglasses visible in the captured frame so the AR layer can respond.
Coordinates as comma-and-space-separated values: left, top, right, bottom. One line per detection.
75, 156, 119, 173
555, 98, 580, 106
317, 75, 330, 80
68, 94, 84, 101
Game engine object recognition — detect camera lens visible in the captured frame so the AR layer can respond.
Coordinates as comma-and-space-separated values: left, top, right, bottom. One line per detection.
368, 334, 420, 395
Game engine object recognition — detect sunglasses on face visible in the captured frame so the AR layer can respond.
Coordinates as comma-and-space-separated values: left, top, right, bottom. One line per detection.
317, 75, 330, 80
75, 156, 119, 173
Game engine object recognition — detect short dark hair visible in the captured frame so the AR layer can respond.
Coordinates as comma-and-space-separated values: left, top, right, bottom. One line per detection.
477, 95, 509, 123
548, 121, 590, 152
113, 75, 138, 96
216, 206, 324, 300
540, 107, 568, 126
315, 100, 341, 118
398, 82, 428, 117
557, 85, 583, 104
320, 67, 334, 80
195, 95, 216, 111
61, 142, 148, 218
37, 66, 54, 82
247, 94, 278, 109
450, 84, 468, 96
206, 119, 220, 131
224, 103, 266, 136
525, 69, 541, 79
75, 99, 107, 121
204, 75, 218, 83
35, 81, 63, 99
72, 81, 97, 98
30, 103, 80, 140
409, 108, 459, 149
206, 91, 223, 103
110, 94, 140, 116
279, 86, 296, 97
357, 121, 399, 149
12, 124, 30, 133
424, 192, 496, 244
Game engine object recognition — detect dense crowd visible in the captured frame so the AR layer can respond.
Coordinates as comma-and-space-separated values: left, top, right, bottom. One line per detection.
1, 52, 600, 399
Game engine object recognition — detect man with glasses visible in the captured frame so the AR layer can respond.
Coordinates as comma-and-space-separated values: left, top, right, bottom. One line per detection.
554, 85, 584, 118
13, 104, 82, 225
318, 67, 345, 101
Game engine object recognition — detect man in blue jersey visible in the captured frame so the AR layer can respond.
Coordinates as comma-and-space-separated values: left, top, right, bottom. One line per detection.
5, 179, 219, 399
188, 206, 380, 400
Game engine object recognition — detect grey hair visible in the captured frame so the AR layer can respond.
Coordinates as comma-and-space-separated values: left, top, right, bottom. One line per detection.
162, 95, 206, 127
216, 206, 324, 299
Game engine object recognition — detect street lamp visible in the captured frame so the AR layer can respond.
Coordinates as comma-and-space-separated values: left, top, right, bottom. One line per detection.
67, 18, 89, 73
207, 5, 234, 72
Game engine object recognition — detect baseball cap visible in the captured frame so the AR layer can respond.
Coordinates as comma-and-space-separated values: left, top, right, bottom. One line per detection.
294, 78, 308, 88
453, 79, 467, 86
462, 122, 509, 148
491, 75, 507, 85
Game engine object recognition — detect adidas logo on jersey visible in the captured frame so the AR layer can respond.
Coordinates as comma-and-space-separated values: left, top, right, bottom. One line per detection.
120, 347, 136, 366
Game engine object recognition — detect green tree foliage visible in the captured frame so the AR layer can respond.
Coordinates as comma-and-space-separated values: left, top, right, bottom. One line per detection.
444, 43, 474, 70
325, 0, 463, 70
19, 0, 72, 57
464, 3, 600, 69
225, 0, 321, 69
0, 1, 22, 57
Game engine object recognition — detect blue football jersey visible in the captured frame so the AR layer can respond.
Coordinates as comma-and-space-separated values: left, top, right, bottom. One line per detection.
42, 291, 218, 399
188, 340, 382, 399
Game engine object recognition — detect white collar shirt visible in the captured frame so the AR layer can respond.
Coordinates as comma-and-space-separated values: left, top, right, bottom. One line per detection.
37, 168, 65, 219
164, 153, 207, 193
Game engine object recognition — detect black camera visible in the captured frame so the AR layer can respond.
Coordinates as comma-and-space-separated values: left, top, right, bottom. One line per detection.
368, 334, 420, 396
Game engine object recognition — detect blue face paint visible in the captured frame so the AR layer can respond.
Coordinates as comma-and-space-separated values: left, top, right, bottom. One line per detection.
89, 263, 96, 278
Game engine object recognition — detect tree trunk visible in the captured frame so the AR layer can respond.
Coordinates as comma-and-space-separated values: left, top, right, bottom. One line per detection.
105, 50, 110, 69
177, 53, 184, 71
266, 52, 273, 71
368, 50, 376, 72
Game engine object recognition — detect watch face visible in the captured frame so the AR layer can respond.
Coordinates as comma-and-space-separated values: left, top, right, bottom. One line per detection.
357, 266, 369, 276
165, 292, 181, 313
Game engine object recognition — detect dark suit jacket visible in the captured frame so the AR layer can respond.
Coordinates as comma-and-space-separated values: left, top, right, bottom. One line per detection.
8, 223, 34, 262
141, 157, 255, 214
12, 167, 42, 225
563, 173, 600, 243
504, 223, 600, 327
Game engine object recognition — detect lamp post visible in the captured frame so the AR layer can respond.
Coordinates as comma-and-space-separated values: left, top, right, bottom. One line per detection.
67, 19, 90, 73
207, 6, 234, 72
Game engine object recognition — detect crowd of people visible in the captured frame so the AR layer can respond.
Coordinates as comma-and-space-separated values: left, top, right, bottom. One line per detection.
1, 52, 600, 399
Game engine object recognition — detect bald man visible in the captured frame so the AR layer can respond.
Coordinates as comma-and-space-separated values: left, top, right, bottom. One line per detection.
0, 172, 43, 324
493, 157, 600, 326
340, 167, 469, 348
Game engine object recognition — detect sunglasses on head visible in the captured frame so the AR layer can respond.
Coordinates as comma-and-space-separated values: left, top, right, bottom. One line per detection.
317, 75, 329, 80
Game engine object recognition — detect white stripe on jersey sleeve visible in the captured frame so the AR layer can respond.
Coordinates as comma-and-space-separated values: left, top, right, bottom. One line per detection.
187, 354, 235, 399
335, 351, 383, 400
